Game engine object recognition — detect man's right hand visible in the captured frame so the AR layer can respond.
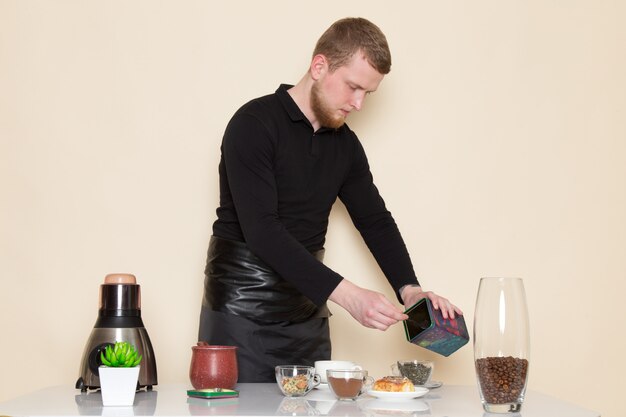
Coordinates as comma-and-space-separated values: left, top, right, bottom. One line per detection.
328, 279, 408, 331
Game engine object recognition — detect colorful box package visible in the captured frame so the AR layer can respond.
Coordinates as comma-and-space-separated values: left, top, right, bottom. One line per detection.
403, 298, 469, 357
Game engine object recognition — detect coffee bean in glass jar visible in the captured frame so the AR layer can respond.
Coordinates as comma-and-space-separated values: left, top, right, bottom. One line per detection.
475, 356, 528, 404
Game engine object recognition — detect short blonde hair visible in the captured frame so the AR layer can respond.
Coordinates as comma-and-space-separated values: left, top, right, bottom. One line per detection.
313, 17, 391, 74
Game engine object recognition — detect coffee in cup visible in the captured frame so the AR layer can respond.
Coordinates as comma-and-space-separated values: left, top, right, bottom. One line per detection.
326, 369, 373, 401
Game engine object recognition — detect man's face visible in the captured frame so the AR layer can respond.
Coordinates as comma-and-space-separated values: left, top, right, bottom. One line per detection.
311, 53, 384, 129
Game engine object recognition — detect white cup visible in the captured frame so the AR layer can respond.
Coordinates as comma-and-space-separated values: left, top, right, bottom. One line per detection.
314, 360, 362, 384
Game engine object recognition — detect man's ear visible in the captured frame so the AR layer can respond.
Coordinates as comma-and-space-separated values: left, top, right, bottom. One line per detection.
310, 54, 328, 81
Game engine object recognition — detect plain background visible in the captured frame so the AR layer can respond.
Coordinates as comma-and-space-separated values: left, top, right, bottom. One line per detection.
1, 1, 624, 416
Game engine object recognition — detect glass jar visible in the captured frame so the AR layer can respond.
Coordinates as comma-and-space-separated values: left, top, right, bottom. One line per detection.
473, 277, 530, 413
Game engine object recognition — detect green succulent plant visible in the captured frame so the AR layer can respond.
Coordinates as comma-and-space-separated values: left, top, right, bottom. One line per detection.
100, 341, 142, 367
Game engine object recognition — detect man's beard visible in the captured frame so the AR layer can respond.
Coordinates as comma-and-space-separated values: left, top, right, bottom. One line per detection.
310, 82, 345, 129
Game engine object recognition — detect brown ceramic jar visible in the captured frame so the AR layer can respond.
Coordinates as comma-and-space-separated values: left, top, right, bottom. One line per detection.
189, 342, 238, 389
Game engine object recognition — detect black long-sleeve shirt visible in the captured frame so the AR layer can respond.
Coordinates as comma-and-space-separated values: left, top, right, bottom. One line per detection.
212, 84, 419, 306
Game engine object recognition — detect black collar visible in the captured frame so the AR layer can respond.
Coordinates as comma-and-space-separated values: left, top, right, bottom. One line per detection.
275, 84, 343, 134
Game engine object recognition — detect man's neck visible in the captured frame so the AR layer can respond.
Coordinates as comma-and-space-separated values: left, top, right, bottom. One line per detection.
287, 75, 320, 131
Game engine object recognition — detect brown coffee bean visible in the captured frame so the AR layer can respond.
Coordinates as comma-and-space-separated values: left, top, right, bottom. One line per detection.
475, 356, 528, 404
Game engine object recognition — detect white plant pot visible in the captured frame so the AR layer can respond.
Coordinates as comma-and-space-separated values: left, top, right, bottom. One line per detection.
99, 365, 140, 406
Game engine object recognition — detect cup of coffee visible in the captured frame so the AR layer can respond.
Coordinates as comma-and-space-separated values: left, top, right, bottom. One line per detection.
326, 369, 373, 401
314, 360, 361, 384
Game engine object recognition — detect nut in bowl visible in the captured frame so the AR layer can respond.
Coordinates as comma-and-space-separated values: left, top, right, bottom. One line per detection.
275, 365, 321, 397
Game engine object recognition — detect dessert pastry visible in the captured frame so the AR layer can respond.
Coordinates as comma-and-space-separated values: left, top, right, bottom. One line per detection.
372, 376, 415, 392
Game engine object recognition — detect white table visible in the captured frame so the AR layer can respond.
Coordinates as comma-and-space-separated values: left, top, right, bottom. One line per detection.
0, 383, 600, 417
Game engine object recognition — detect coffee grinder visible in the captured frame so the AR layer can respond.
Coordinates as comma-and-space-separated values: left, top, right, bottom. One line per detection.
76, 273, 158, 392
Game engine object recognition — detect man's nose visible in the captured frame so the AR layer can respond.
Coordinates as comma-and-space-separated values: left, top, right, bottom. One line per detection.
351, 91, 367, 111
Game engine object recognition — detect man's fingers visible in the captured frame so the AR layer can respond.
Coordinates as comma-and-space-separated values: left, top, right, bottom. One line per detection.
357, 300, 404, 330
432, 296, 463, 320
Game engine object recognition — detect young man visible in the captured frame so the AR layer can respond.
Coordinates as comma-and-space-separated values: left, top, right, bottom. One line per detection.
199, 17, 462, 382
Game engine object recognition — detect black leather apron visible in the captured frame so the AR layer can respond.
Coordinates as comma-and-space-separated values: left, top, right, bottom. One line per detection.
202, 235, 331, 323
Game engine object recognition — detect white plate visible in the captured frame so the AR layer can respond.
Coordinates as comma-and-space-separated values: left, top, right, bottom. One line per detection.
366, 387, 429, 400
314, 382, 329, 390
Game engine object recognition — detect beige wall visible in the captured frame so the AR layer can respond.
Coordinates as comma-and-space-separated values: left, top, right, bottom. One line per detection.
1, 1, 624, 416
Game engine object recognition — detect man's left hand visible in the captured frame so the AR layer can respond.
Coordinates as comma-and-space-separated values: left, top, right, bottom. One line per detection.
400, 285, 463, 320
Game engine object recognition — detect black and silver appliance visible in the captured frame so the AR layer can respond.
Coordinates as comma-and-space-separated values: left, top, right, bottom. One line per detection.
76, 273, 157, 391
